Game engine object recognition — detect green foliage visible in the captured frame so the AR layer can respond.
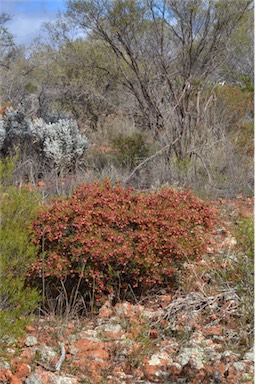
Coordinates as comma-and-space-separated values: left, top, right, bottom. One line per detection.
0, 157, 41, 341
24, 81, 38, 94
233, 120, 254, 158
207, 214, 254, 349
30, 180, 217, 309
112, 132, 151, 168
229, 217, 254, 348
235, 215, 254, 263
0, 154, 16, 186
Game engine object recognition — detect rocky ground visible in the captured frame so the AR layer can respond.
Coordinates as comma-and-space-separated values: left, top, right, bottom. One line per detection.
0, 197, 253, 384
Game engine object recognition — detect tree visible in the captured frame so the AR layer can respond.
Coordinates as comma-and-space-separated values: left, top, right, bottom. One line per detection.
219, 8, 254, 90
65, 0, 253, 161
0, 12, 15, 67
36, 26, 118, 129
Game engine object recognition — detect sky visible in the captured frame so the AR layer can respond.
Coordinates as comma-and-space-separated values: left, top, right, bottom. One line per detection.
1, 0, 66, 45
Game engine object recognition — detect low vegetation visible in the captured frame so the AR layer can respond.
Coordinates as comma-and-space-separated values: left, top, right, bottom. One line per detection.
29, 180, 217, 311
0, 158, 41, 341
0, 2, 253, 381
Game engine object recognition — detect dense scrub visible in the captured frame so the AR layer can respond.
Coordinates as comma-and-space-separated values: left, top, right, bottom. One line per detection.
30, 181, 217, 308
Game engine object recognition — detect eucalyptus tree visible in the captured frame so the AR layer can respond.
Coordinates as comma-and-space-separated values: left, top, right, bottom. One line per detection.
0, 14, 40, 111
65, 0, 252, 162
22, 17, 120, 131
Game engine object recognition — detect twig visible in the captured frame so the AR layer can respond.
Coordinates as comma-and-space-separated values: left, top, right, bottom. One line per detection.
153, 288, 239, 328
190, 150, 212, 183
55, 342, 66, 372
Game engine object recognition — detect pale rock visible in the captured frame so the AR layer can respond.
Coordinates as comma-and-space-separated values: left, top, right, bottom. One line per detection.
148, 351, 172, 366
25, 374, 42, 384
233, 361, 246, 371
35, 345, 57, 364
243, 351, 254, 362
0, 361, 10, 369
177, 346, 206, 369
25, 336, 38, 347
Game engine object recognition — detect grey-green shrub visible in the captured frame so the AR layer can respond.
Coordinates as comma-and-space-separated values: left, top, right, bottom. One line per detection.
0, 106, 88, 174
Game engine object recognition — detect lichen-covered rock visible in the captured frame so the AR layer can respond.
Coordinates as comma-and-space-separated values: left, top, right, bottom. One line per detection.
243, 349, 254, 363
177, 346, 206, 369
25, 336, 38, 347
25, 374, 42, 384
35, 345, 57, 364
95, 322, 124, 339
25, 373, 78, 384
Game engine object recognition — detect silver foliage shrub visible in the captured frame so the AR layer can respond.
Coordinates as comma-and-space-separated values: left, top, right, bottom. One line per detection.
0, 106, 88, 174
31, 117, 88, 171
0, 118, 5, 150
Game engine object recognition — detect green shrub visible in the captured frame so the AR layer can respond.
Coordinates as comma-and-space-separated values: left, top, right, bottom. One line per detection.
235, 216, 254, 347
0, 157, 41, 341
235, 216, 254, 260
112, 132, 151, 168
29, 181, 217, 309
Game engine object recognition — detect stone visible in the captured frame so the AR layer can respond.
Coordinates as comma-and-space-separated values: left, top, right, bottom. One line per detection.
99, 300, 113, 319
143, 351, 172, 380
0, 369, 11, 380
15, 363, 31, 379
25, 374, 42, 384
233, 362, 246, 371
168, 362, 182, 375
160, 294, 172, 309
243, 351, 254, 362
148, 351, 172, 366
9, 376, 22, 384
149, 328, 159, 339
25, 336, 38, 347
95, 322, 124, 339
114, 302, 144, 318
177, 346, 206, 370
0, 361, 10, 369
35, 345, 57, 364
25, 325, 36, 333
53, 375, 79, 384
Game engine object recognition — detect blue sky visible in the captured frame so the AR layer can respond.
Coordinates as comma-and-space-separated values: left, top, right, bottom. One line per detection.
0, 0, 66, 45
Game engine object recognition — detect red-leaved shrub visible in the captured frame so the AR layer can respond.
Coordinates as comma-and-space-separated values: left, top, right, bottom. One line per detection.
29, 180, 217, 305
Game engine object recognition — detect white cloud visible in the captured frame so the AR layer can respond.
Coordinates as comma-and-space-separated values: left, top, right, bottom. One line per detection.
0, 0, 66, 45
8, 14, 52, 44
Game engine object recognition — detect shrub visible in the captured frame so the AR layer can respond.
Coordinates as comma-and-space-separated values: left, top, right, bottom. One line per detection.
0, 106, 88, 175
0, 157, 41, 341
29, 181, 217, 308
235, 216, 254, 260
31, 117, 88, 172
112, 132, 151, 168
216, 85, 253, 129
